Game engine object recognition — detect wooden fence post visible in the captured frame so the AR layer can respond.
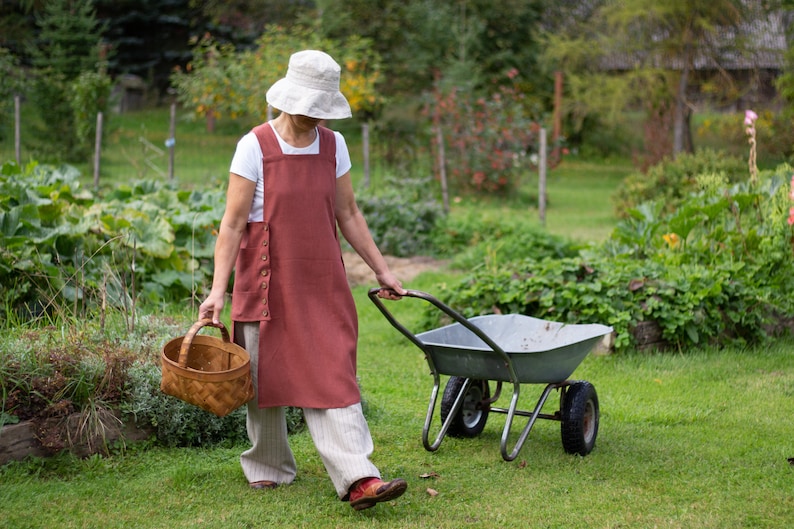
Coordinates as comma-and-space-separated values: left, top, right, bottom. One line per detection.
538, 127, 547, 225
362, 122, 370, 188
93, 112, 103, 191
168, 102, 176, 180
551, 71, 563, 167
14, 95, 21, 164
436, 125, 449, 214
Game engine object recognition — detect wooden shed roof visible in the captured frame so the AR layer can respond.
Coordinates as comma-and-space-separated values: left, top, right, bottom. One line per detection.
601, 10, 787, 71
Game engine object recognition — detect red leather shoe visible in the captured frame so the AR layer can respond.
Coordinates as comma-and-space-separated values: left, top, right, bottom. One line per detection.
348, 477, 407, 511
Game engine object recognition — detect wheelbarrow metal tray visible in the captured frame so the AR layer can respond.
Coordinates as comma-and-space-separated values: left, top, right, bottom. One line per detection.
416, 314, 612, 384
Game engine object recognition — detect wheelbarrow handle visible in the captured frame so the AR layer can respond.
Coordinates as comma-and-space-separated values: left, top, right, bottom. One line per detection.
367, 288, 514, 370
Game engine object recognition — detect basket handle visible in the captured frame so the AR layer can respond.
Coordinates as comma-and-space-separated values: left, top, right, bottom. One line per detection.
177, 319, 231, 368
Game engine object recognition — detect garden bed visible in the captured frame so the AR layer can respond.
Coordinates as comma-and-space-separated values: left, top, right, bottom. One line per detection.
0, 410, 152, 465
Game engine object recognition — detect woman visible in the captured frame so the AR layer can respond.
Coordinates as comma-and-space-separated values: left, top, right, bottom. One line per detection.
198, 50, 407, 511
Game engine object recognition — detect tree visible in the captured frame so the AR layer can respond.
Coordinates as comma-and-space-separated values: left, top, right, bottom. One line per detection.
28, 0, 111, 161
189, 0, 314, 35
541, 0, 767, 163
317, 0, 545, 100
94, 0, 211, 97
0, 47, 24, 143
605, 0, 747, 156
170, 25, 383, 127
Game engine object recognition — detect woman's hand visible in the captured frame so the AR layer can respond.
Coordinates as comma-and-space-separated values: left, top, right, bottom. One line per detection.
198, 291, 226, 325
375, 271, 407, 300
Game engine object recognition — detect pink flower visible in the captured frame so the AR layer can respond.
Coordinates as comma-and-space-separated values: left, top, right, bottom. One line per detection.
744, 109, 758, 126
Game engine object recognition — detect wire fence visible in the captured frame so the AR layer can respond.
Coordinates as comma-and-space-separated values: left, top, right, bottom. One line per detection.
0, 95, 235, 190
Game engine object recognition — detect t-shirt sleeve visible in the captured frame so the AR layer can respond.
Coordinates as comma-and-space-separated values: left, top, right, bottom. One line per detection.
334, 131, 352, 177
229, 133, 262, 182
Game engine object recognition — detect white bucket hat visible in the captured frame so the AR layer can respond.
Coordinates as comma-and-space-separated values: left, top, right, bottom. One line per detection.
266, 50, 352, 120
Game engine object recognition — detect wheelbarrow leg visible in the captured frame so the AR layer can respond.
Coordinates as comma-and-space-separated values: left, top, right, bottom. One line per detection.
422, 374, 472, 452
500, 382, 556, 461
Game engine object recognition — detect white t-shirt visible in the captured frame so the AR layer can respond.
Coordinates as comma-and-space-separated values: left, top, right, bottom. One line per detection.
229, 123, 353, 222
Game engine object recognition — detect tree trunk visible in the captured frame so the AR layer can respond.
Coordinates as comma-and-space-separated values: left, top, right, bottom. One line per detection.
673, 67, 689, 157
683, 107, 693, 153
673, 41, 693, 157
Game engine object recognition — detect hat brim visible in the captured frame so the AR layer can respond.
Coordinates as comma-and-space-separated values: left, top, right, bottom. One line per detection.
266, 78, 352, 120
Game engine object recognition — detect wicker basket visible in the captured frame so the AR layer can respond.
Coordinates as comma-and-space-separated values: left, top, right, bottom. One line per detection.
161, 319, 254, 417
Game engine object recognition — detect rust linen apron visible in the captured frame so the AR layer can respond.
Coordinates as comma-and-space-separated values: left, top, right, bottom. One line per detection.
231, 123, 360, 409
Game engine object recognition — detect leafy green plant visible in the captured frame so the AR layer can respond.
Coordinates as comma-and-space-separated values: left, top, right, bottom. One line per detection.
612, 148, 747, 217
426, 163, 794, 352
355, 175, 445, 257
0, 161, 227, 321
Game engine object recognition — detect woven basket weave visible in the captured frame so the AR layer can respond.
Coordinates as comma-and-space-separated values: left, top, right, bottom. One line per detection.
161, 319, 254, 417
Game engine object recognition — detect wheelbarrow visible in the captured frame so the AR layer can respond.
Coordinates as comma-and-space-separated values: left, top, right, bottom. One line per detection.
368, 288, 613, 461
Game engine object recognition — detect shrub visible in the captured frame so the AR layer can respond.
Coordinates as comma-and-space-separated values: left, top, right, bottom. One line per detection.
612, 148, 747, 218
70, 70, 114, 156
121, 363, 250, 448
696, 110, 794, 165
428, 74, 536, 195
431, 209, 581, 269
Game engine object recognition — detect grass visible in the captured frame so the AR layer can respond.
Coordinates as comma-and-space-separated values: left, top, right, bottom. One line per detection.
1, 276, 793, 528
447, 157, 633, 244
2, 107, 793, 527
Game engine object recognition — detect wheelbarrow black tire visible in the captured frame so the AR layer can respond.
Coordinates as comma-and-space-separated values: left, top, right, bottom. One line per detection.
560, 381, 599, 456
440, 377, 490, 438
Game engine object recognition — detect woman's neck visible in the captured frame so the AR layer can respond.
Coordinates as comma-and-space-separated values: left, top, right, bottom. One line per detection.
272, 114, 319, 148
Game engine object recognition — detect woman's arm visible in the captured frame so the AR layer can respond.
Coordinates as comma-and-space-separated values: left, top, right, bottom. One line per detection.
199, 173, 257, 323
335, 173, 406, 299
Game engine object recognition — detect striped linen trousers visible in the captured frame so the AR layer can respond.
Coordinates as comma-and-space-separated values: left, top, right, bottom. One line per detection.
235, 322, 381, 499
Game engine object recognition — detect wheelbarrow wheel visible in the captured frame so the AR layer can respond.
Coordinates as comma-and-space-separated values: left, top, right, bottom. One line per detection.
440, 377, 490, 438
560, 381, 599, 456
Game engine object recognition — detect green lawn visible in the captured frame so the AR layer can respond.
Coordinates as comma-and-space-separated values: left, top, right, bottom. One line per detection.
1, 279, 793, 528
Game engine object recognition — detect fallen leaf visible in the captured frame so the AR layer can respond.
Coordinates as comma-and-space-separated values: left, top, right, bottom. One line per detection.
420, 472, 440, 479
426, 488, 439, 497
518, 460, 527, 468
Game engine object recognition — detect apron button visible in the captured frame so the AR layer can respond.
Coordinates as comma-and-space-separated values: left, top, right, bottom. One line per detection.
262, 310, 269, 317
261, 281, 268, 289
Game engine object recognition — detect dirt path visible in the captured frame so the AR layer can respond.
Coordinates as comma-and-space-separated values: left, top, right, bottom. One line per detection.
342, 252, 446, 288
